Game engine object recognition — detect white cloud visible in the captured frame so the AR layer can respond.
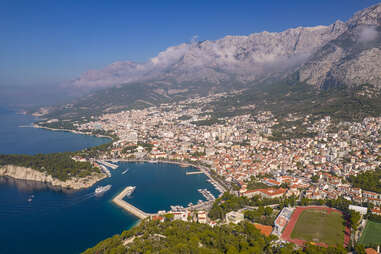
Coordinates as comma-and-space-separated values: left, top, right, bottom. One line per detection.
358, 25, 379, 42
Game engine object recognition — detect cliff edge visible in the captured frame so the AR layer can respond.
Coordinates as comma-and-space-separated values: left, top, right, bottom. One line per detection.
0, 165, 106, 190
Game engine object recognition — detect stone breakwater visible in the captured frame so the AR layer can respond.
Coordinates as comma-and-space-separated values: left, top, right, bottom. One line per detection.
0, 165, 106, 190
112, 186, 155, 219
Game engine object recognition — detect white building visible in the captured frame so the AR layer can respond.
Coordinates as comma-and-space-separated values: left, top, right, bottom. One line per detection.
226, 211, 244, 224
349, 205, 368, 216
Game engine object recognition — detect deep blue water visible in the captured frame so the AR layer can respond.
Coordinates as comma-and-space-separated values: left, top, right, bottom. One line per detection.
0, 107, 110, 154
0, 108, 219, 254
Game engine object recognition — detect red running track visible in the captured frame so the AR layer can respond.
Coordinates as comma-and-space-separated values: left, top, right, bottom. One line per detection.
281, 206, 350, 248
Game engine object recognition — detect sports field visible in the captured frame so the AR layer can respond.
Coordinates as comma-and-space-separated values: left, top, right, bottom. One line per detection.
290, 208, 345, 246
359, 220, 381, 246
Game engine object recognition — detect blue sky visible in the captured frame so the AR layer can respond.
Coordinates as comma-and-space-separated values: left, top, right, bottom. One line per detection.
0, 0, 380, 88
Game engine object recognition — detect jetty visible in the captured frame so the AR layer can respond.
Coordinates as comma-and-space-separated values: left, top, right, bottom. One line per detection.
185, 171, 203, 175
99, 164, 111, 177
112, 186, 154, 219
97, 160, 119, 170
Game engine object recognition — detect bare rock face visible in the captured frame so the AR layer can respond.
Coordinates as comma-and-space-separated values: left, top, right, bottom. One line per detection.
70, 3, 381, 92
298, 3, 381, 89
331, 48, 381, 87
0, 165, 106, 190
347, 3, 381, 27
298, 44, 345, 87
71, 21, 347, 89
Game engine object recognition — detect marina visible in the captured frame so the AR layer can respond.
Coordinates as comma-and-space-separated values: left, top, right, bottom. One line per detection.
98, 164, 111, 177
198, 188, 215, 201
207, 179, 224, 195
97, 160, 119, 170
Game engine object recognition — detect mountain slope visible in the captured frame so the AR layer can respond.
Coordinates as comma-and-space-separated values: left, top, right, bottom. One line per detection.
41, 3, 381, 124
298, 3, 381, 89
72, 22, 347, 89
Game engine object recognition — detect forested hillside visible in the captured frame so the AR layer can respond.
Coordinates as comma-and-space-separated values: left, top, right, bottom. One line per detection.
0, 153, 100, 181
82, 220, 349, 254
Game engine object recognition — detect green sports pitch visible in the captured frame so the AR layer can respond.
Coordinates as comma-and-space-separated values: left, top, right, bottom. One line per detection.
291, 209, 345, 246
359, 220, 381, 246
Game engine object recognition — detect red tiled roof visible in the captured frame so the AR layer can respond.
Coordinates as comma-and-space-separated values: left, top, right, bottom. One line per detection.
365, 248, 378, 254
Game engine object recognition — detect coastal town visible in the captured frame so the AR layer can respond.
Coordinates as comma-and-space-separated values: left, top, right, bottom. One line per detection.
61, 92, 381, 249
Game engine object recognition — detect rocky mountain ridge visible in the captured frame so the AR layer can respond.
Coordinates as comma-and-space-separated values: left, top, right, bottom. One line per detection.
298, 3, 381, 89
71, 19, 348, 90
70, 3, 381, 92
40, 3, 381, 123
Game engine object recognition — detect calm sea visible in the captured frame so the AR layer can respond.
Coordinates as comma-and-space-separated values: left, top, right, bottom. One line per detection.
0, 107, 110, 154
0, 107, 219, 254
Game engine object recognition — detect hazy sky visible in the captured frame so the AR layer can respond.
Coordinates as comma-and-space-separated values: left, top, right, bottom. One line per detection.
0, 0, 380, 89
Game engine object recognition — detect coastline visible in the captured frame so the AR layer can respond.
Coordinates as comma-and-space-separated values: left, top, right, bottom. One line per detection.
32, 123, 113, 140
0, 165, 107, 190
108, 159, 226, 220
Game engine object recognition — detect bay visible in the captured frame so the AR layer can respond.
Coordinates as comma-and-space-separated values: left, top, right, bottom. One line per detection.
0, 108, 219, 254
0, 107, 110, 155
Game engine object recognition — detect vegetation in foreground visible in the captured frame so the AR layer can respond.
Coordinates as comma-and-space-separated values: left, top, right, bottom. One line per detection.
0, 153, 100, 181
290, 209, 345, 246
82, 219, 350, 254
208, 192, 298, 221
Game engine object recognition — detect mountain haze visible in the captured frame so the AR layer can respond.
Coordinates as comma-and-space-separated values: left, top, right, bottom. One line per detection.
73, 4, 381, 94
40, 3, 381, 123
72, 21, 347, 90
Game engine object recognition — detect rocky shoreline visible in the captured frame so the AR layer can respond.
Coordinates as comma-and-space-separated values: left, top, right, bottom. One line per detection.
0, 165, 107, 190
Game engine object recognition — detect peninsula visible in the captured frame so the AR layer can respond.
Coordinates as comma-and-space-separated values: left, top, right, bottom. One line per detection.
0, 165, 106, 190
0, 153, 107, 190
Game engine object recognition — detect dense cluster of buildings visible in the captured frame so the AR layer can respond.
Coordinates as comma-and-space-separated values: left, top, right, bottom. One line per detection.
76, 94, 381, 210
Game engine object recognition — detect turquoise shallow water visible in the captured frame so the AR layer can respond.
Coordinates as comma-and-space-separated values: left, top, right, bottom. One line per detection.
0, 108, 219, 254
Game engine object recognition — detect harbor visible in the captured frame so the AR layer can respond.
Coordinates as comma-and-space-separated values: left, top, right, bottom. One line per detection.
98, 164, 111, 177
110, 159, 227, 196
102, 160, 225, 220
96, 160, 120, 177
198, 188, 215, 201
97, 160, 119, 170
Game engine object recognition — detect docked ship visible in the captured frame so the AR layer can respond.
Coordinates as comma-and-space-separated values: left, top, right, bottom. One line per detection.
95, 185, 112, 194
125, 186, 136, 196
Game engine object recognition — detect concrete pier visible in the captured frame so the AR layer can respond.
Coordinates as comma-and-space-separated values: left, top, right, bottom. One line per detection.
112, 186, 154, 219
99, 165, 111, 177
185, 171, 203, 175
97, 160, 119, 170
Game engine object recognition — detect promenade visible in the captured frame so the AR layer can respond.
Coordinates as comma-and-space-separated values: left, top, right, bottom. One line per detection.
112, 186, 155, 219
